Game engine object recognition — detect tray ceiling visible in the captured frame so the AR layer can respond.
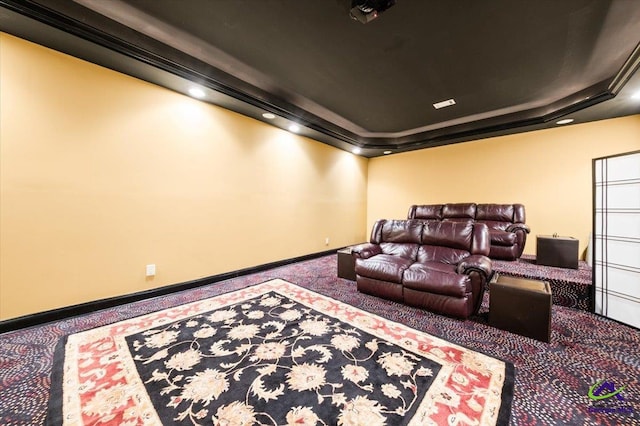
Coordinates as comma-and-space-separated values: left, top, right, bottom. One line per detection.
1, 0, 640, 156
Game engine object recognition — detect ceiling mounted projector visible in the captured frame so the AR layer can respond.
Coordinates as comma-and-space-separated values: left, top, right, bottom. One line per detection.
350, 0, 396, 24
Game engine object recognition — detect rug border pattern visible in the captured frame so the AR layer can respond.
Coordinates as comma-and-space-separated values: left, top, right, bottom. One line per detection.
49, 279, 513, 425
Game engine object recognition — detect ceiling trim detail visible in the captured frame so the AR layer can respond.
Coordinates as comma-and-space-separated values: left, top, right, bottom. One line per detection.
2, 0, 639, 157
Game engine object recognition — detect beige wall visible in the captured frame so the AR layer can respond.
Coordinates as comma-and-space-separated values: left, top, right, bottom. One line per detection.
0, 34, 368, 320
2, 32, 639, 322
367, 115, 640, 256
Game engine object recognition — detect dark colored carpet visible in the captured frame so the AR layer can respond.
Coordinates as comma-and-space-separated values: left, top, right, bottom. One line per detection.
492, 254, 592, 311
1, 254, 638, 425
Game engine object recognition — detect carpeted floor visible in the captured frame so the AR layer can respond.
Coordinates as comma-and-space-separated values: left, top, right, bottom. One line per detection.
1, 254, 638, 425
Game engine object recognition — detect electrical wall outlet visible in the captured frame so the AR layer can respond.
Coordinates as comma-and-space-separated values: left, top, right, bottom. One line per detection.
145, 264, 156, 277
325, 237, 330, 245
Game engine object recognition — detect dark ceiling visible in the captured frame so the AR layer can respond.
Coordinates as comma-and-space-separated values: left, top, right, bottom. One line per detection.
1, 0, 640, 157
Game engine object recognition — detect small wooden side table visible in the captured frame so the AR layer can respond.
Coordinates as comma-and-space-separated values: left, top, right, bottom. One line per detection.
337, 248, 356, 281
489, 274, 552, 342
536, 235, 579, 269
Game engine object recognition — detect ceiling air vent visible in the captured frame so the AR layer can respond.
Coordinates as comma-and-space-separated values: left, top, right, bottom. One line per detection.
433, 98, 456, 109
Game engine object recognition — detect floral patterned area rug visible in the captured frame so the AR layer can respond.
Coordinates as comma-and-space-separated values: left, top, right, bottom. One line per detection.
45, 279, 514, 425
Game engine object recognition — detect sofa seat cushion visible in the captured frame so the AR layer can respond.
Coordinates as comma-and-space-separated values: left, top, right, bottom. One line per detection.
380, 242, 419, 260
355, 255, 414, 283
412, 260, 457, 274
488, 230, 516, 246
403, 262, 471, 298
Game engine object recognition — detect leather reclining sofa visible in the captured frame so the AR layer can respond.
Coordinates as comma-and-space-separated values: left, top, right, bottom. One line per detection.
353, 219, 492, 319
407, 203, 530, 260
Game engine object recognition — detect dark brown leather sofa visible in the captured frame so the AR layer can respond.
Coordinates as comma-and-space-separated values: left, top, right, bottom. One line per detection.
352, 219, 492, 319
407, 203, 530, 260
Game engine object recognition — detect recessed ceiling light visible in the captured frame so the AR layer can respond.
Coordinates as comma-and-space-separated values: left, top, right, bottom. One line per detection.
632, 91, 640, 100
352, 147, 362, 154
262, 112, 276, 119
188, 87, 206, 99
383, 150, 392, 154
288, 124, 300, 133
556, 118, 574, 125
433, 98, 456, 109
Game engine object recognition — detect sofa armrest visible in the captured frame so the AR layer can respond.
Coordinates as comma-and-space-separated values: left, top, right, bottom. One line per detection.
351, 243, 382, 259
506, 222, 530, 234
456, 255, 492, 280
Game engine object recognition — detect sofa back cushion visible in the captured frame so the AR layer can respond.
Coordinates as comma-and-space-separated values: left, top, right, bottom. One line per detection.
417, 221, 490, 263
373, 219, 423, 243
442, 203, 476, 225
408, 204, 443, 221
471, 223, 491, 255
369, 219, 422, 260
476, 204, 525, 231
513, 204, 526, 223
421, 221, 473, 249
476, 204, 513, 221
417, 221, 470, 264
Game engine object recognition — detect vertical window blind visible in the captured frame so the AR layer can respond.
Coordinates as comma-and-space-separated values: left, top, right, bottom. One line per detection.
593, 150, 640, 329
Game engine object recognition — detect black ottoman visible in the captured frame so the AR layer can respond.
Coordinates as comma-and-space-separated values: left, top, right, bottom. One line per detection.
489, 274, 552, 342
337, 248, 356, 281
